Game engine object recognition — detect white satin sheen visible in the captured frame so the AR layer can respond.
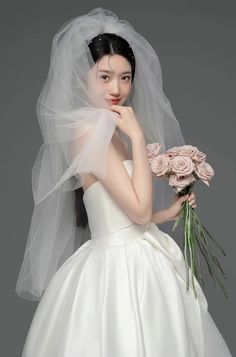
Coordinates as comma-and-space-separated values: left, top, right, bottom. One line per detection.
22, 160, 232, 356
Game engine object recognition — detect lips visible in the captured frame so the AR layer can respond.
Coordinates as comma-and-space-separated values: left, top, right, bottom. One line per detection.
106, 98, 121, 104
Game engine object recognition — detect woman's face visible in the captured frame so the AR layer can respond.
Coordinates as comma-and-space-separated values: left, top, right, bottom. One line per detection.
86, 54, 132, 109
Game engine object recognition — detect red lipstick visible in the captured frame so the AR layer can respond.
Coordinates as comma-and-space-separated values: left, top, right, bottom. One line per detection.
106, 98, 121, 104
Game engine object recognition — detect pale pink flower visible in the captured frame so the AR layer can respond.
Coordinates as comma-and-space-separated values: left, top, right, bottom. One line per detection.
178, 145, 199, 159
170, 155, 195, 177
169, 173, 196, 192
195, 161, 215, 186
192, 150, 207, 163
166, 146, 180, 158
150, 154, 170, 177
147, 143, 162, 158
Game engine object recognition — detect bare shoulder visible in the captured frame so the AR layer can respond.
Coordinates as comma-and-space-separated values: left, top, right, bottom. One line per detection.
92, 140, 147, 223
82, 130, 130, 192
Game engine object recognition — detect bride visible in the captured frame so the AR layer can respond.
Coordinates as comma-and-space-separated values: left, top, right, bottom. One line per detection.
16, 7, 232, 356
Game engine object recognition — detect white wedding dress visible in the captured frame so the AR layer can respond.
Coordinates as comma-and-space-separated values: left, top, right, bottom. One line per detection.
22, 160, 232, 356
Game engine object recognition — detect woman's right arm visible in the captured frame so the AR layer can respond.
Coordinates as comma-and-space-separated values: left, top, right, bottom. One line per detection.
129, 130, 153, 223
95, 135, 152, 225
94, 106, 153, 225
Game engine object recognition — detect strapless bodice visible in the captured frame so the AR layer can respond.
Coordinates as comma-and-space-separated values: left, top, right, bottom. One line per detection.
82, 160, 148, 241
81, 160, 208, 308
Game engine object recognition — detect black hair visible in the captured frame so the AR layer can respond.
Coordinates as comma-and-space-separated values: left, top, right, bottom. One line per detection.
88, 33, 135, 81
74, 32, 136, 228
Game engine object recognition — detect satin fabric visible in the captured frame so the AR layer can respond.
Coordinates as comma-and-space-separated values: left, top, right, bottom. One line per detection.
21, 160, 232, 356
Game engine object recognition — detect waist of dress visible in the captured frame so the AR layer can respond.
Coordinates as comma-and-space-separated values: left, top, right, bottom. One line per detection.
90, 222, 152, 247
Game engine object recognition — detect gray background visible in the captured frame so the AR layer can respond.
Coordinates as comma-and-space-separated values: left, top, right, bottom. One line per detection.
1, 1, 235, 356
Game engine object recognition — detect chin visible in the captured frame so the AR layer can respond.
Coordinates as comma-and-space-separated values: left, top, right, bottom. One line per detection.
92, 101, 109, 109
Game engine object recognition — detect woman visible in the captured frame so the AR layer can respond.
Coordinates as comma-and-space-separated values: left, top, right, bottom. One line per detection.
16, 8, 232, 356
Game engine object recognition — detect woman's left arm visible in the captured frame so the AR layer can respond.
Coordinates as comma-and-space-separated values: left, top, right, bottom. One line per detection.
151, 209, 171, 225
151, 192, 196, 225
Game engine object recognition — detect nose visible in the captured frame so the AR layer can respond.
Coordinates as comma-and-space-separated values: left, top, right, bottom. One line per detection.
109, 79, 120, 96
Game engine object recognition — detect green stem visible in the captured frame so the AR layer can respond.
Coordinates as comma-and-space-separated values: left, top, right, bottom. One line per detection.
183, 203, 190, 291
192, 226, 205, 289
191, 209, 226, 256
171, 184, 229, 299
185, 202, 197, 298
192, 210, 228, 298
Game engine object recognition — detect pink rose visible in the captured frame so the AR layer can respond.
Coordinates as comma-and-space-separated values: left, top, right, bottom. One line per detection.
166, 146, 180, 158
178, 145, 199, 158
178, 145, 206, 163
147, 142, 162, 158
195, 161, 215, 186
170, 155, 195, 177
192, 150, 207, 163
150, 154, 170, 177
169, 173, 196, 192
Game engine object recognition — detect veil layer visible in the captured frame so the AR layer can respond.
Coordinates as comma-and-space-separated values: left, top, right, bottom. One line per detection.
15, 7, 185, 300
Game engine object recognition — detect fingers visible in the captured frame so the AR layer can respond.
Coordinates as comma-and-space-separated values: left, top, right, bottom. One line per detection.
110, 104, 121, 112
111, 105, 132, 113
187, 192, 197, 208
179, 192, 196, 208
179, 194, 189, 205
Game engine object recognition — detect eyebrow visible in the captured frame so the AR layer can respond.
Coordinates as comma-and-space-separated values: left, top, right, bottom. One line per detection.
98, 70, 132, 75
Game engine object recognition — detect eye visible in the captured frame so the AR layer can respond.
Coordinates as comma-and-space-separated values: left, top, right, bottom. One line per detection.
122, 76, 131, 81
100, 75, 109, 80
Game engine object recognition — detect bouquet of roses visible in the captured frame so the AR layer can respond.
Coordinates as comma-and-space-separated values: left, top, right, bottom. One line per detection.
147, 143, 228, 299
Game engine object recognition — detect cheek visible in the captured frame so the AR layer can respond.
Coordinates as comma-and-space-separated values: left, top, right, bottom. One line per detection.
124, 83, 132, 96
88, 80, 104, 96
98, 82, 107, 93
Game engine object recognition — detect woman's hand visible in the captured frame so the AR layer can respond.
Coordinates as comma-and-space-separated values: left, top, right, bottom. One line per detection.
167, 192, 197, 221
110, 105, 143, 139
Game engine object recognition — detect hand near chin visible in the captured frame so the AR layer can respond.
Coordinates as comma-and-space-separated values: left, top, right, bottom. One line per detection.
110, 105, 144, 139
